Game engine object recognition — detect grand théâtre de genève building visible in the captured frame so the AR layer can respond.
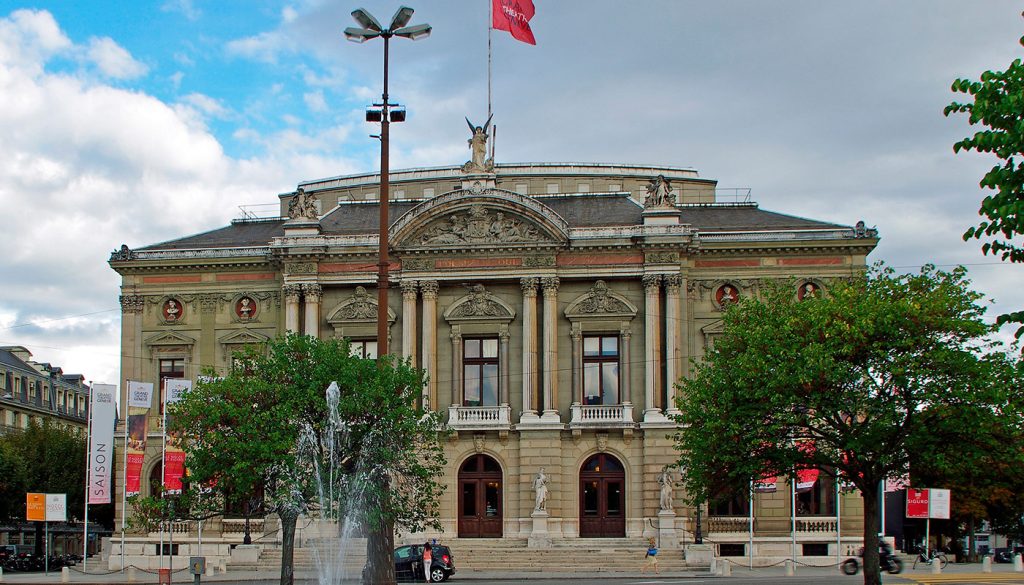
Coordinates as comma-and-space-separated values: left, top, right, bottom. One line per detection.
108, 149, 878, 570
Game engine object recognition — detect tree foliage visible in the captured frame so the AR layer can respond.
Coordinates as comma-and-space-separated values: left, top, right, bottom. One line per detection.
946, 25, 1024, 338
672, 264, 1021, 585
166, 333, 445, 585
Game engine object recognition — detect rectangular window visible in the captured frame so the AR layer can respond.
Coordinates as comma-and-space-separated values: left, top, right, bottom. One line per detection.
515, 183, 528, 195
608, 183, 621, 192
582, 335, 620, 405
423, 187, 435, 198
546, 183, 559, 194
577, 183, 590, 193
463, 338, 499, 407
348, 340, 378, 360
711, 493, 750, 516
796, 472, 836, 516
159, 358, 185, 414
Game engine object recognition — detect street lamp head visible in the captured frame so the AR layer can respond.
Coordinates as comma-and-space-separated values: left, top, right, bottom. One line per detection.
389, 6, 415, 30
350, 8, 383, 32
344, 26, 381, 43
394, 23, 431, 40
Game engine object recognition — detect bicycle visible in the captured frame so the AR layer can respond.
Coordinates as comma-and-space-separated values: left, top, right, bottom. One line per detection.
912, 548, 948, 569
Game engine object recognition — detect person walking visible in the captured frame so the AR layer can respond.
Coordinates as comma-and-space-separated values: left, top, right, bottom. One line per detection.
641, 537, 659, 575
422, 542, 433, 582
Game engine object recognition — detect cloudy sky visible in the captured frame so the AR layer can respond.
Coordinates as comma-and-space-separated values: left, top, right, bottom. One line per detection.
1, 1, 1021, 386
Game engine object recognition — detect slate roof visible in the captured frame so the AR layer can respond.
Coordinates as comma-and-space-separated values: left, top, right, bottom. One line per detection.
138, 193, 847, 251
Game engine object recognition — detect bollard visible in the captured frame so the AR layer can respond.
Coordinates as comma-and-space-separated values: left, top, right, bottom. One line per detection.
710, 558, 717, 575
785, 560, 795, 576
982, 555, 992, 573
61, 566, 70, 582
1, 565, 4, 582
931, 558, 942, 574
206, 562, 214, 577
722, 561, 732, 576
128, 566, 137, 583
1014, 553, 1023, 572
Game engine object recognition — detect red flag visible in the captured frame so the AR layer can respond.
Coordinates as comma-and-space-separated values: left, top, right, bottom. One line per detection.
493, 0, 536, 45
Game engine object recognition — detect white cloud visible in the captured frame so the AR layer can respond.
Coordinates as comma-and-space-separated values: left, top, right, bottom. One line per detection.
282, 6, 299, 23
0, 9, 361, 386
303, 90, 328, 113
225, 31, 292, 63
162, 0, 200, 21
86, 37, 148, 79
170, 71, 184, 89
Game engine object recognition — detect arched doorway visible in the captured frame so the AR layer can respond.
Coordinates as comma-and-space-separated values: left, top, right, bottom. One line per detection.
579, 453, 625, 537
458, 454, 502, 537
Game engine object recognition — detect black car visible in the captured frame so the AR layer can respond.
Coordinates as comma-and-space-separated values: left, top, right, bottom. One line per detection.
394, 544, 455, 582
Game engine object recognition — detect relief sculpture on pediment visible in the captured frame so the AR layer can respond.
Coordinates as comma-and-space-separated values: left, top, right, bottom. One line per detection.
419, 205, 541, 245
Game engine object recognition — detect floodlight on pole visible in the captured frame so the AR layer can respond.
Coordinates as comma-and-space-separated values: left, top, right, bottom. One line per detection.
344, 6, 430, 360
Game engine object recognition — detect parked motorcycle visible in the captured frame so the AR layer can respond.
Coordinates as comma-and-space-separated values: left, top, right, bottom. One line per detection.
841, 546, 903, 575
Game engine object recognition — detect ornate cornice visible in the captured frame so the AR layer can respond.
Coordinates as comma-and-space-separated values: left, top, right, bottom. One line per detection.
120, 295, 145, 314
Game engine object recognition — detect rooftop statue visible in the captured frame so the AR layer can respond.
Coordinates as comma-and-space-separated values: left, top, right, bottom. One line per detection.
463, 115, 494, 173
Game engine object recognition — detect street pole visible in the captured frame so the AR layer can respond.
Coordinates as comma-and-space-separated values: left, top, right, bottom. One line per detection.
376, 33, 391, 359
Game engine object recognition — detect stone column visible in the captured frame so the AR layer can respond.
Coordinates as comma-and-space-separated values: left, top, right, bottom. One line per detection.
520, 278, 540, 422
619, 327, 632, 404
570, 322, 582, 405
302, 284, 322, 338
420, 281, 439, 411
499, 327, 511, 405
664, 274, 682, 414
284, 285, 302, 334
680, 275, 691, 379
540, 277, 560, 421
642, 274, 666, 423
118, 293, 145, 420
400, 280, 418, 367
450, 325, 463, 406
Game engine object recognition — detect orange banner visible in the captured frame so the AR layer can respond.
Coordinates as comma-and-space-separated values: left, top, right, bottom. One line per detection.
26, 493, 45, 521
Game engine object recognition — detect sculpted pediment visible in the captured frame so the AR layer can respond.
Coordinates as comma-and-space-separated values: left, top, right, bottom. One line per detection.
565, 280, 638, 321
218, 328, 270, 346
443, 284, 516, 323
390, 189, 570, 250
144, 330, 196, 347
326, 286, 397, 325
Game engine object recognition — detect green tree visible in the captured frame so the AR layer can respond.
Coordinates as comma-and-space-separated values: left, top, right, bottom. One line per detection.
168, 333, 445, 585
0, 439, 28, 521
672, 264, 1021, 585
945, 24, 1024, 338
0, 420, 87, 555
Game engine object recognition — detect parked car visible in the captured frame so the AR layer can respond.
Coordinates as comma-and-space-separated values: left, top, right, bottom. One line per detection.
393, 543, 456, 582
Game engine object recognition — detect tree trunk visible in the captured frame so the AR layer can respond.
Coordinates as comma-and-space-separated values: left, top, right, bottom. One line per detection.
861, 487, 882, 585
279, 508, 297, 585
363, 517, 396, 585
968, 516, 977, 563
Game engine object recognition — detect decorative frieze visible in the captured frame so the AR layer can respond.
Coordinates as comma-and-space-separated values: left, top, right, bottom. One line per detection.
119, 295, 145, 314
419, 205, 543, 245
645, 251, 679, 264
524, 256, 556, 268
402, 258, 434, 271
284, 262, 317, 275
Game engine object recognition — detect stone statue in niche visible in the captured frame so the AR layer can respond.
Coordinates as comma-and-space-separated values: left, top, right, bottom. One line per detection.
716, 284, 737, 306
798, 282, 820, 300
658, 467, 677, 511
533, 468, 550, 511
236, 297, 256, 319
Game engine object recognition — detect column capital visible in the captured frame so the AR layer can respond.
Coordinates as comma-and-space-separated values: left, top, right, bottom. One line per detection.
301, 283, 322, 303
521, 277, 539, 296
642, 274, 662, 291
400, 279, 419, 298
119, 295, 145, 314
619, 327, 632, 340
541, 277, 560, 294
283, 284, 303, 301
420, 280, 439, 299
663, 273, 682, 291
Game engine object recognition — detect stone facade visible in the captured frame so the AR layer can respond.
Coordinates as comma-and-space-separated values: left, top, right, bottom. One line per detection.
108, 161, 878, 564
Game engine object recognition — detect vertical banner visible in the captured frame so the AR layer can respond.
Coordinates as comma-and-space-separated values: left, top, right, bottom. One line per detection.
162, 379, 192, 494
45, 494, 67, 522
87, 384, 117, 504
906, 488, 930, 518
26, 493, 45, 521
125, 381, 153, 496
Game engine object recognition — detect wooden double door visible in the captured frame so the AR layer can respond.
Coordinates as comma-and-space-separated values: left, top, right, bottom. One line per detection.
579, 453, 626, 538
458, 454, 503, 538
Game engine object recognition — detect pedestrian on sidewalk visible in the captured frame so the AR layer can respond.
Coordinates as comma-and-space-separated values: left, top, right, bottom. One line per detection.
641, 537, 660, 575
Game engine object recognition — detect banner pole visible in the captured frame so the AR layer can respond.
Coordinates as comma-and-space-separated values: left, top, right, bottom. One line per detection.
835, 475, 841, 567
121, 380, 130, 573
160, 379, 167, 571
748, 479, 754, 569
790, 473, 797, 562
45, 520, 49, 576
487, 0, 492, 121
83, 383, 95, 572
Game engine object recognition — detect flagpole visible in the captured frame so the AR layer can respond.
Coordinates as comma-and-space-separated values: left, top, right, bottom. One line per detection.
748, 479, 754, 569
487, 0, 493, 121
835, 475, 841, 568
790, 474, 797, 563
160, 379, 168, 572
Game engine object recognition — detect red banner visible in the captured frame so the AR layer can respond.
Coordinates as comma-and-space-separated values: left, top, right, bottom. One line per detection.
754, 472, 777, 492
125, 409, 149, 496
492, 0, 536, 45
906, 488, 929, 518
162, 379, 191, 494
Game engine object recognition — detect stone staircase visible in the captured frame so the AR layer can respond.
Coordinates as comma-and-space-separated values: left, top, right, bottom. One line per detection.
257, 537, 690, 574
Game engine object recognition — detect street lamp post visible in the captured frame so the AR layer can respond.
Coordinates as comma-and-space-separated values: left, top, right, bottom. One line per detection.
345, 7, 431, 359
